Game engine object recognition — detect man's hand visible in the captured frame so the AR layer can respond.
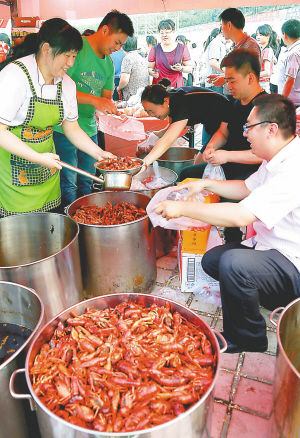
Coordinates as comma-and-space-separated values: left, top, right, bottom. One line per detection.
208, 150, 229, 166
207, 74, 225, 87
94, 97, 119, 115
171, 179, 209, 198
202, 146, 215, 163
95, 150, 116, 161
155, 200, 184, 219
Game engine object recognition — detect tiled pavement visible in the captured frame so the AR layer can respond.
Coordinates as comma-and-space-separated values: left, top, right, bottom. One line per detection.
151, 244, 277, 438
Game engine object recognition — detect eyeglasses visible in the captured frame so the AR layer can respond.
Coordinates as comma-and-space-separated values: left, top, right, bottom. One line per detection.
242, 121, 274, 134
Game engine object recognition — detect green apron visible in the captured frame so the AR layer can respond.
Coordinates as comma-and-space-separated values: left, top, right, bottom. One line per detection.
0, 60, 64, 216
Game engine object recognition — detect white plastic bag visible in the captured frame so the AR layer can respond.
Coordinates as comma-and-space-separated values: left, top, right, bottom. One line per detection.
96, 113, 146, 141
146, 187, 210, 231
202, 163, 226, 181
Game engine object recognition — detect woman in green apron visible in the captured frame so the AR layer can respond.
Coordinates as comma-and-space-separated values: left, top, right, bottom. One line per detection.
0, 18, 114, 217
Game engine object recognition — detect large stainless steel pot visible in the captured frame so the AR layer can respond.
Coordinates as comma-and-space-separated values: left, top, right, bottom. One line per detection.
66, 192, 156, 297
1, 281, 44, 438
0, 213, 83, 321
269, 297, 300, 438
10, 293, 226, 438
157, 147, 197, 176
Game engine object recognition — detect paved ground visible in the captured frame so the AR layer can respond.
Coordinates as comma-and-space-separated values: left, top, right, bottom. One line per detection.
150, 244, 277, 438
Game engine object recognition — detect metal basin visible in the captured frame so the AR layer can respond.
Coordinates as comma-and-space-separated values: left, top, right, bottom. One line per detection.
269, 297, 300, 437
157, 147, 197, 176
0, 213, 83, 321
66, 192, 157, 297
0, 281, 44, 438
11, 293, 225, 438
131, 166, 178, 198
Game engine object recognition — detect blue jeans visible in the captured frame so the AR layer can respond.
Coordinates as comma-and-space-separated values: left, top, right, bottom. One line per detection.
53, 131, 98, 208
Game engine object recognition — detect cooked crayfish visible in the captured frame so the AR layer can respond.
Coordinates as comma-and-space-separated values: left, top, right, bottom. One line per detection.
30, 302, 216, 433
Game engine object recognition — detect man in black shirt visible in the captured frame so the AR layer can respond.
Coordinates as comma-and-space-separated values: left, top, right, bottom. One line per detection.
181, 48, 265, 242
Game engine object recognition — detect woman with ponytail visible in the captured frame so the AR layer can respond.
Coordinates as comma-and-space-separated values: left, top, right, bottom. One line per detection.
256, 24, 278, 92
0, 18, 114, 217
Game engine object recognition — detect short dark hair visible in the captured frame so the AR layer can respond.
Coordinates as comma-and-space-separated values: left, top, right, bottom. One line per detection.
158, 19, 175, 32
221, 48, 261, 79
219, 8, 245, 30
253, 94, 296, 139
123, 36, 137, 52
146, 35, 157, 47
141, 84, 168, 105
98, 10, 134, 37
281, 19, 300, 40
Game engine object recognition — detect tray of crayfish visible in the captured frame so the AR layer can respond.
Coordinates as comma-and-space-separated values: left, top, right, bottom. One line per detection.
22, 293, 225, 437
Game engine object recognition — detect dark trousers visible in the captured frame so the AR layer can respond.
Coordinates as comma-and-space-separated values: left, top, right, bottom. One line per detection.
202, 242, 300, 347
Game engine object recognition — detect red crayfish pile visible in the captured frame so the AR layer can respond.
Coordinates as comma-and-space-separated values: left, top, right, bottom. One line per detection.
71, 202, 146, 225
97, 157, 141, 171
30, 302, 216, 433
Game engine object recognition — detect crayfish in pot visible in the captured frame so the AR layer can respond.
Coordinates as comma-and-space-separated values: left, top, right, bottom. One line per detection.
30, 302, 216, 433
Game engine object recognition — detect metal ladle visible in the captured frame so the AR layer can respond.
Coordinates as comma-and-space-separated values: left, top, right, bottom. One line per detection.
58, 161, 132, 191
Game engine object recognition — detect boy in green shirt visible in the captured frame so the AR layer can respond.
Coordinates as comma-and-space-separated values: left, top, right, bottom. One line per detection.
54, 10, 134, 207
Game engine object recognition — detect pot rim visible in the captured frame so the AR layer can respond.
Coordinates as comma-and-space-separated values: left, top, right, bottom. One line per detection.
66, 191, 152, 228
275, 296, 300, 379
0, 212, 80, 269
24, 292, 222, 436
0, 280, 44, 370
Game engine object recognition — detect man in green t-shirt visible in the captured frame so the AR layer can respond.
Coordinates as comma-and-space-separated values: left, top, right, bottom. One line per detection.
54, 10, 134, 207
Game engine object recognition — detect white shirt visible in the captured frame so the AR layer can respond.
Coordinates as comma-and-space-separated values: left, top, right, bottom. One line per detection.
277, 40, 300, 106
240, 136, 300, 271
0, 54, 78, 127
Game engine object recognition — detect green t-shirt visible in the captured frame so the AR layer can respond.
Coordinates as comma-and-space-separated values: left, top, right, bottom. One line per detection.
55, 38, 114, 137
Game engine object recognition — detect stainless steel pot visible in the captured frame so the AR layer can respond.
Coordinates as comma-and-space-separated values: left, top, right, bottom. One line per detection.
269, 297, 300, 438
1, 281, 44, 438
0, 213, 83, 321
66, 192, 157, 297
157, 147, 197, 176
10, 293, 226, 438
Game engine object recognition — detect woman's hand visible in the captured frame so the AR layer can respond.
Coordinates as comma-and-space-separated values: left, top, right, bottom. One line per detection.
155, 200, 184, 219
171, 63, 183, 72
37, 153, 62, 170
151, 69, 159, 79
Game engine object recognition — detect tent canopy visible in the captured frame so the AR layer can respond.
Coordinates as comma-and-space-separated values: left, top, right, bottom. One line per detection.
0, 0, 297, 21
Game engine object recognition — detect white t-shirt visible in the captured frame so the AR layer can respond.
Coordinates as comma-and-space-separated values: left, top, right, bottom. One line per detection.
240, 135, 300, 271
277, 40, 300, 106
0, 54, 78, 127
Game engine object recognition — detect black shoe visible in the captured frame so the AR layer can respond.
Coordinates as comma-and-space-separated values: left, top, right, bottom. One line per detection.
217, 332, 268, 354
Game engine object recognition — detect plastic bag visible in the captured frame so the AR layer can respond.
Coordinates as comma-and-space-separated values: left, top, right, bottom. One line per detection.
202, 163, 226, 181
146, 187, 210, 231
137, 132, 159, 155
96, 113, 146, 141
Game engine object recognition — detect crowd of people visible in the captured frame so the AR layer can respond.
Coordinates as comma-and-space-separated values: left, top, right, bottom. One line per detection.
0, 8, 299, 354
